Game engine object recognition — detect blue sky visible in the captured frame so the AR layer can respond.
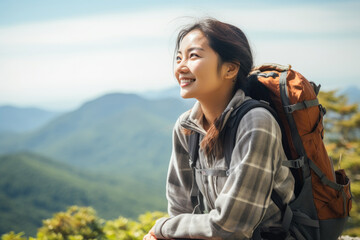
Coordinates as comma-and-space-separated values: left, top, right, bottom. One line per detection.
0, 0, 359, 110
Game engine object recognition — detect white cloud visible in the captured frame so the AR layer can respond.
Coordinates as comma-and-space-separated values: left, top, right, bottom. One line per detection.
1, 1, 359, 47
221, 4, 360, 34
0, 1, 359, 109
0, 10, 182, 48
0, 47, 176, 109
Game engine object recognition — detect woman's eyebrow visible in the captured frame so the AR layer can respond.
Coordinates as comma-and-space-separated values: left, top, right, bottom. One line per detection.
177, 47, 205, 54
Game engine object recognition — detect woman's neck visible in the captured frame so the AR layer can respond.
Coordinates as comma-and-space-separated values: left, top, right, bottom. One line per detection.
198, 90, 233, 131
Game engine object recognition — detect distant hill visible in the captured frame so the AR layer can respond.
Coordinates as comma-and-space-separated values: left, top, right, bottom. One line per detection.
341, 85, 360, 104
0, 106, 61, 133
0, 152, 167, 236
140, 86, 196, 105
0, 93, 190, 174
0, 93, 191, 236
140, 86, 181, 99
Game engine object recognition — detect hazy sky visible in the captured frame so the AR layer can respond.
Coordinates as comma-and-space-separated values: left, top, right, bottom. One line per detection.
0, 0, 359, 110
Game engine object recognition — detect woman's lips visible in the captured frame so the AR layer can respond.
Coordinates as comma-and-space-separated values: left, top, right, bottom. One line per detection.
180, 79, 195, 87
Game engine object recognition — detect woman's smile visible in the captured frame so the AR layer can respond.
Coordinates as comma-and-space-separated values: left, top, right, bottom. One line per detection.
175, 29, 229, 101
179, 78, 196, 87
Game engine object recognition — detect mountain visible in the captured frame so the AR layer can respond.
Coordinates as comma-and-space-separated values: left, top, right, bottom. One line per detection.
140, 86, 181, 100
0, 106, 61, 133
340, 85, 360, 104
0, 152, 167, 236
140, 86, 196, 105
0, 93, 190, 173
0, 93, 192, 231
0, 92, 194, 235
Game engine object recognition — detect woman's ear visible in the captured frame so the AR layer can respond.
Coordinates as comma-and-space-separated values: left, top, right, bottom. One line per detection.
223, 62, 240, 81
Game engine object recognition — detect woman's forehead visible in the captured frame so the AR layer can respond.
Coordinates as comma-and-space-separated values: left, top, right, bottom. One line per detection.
179, 30, 208, 52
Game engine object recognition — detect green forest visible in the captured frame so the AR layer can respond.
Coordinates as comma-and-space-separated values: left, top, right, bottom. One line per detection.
0, 152, 167, 236
1, 89, 359, 239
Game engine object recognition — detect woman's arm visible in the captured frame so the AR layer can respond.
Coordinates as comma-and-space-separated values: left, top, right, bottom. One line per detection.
166, 118, 195, 216
153, 108, 293, 239
146, 117, 194, 240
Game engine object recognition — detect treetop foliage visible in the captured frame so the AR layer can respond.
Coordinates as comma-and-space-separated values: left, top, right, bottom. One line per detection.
1, 206, 167, 240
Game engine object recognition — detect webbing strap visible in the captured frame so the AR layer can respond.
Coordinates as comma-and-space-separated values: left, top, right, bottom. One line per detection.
292, 211, 320, 228
282, 157, 304, 169
342, 190, 348, 217
279, 70, 311, 179
188, 132, 202, 212
271, 189, 293, 231
282, 205, 293, 231
284, 99, 319, 114
195, 168, 229, 177
310, 81, 321, 96
290, 225, 307, 240
188, 132, 200, 168
308, 160, 343, 192
308, 160, 349, 216
190, 167, 200, 211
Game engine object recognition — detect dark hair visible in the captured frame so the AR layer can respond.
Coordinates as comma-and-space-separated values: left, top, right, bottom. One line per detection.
175, 17, 253, 91
175, 18, 253, 158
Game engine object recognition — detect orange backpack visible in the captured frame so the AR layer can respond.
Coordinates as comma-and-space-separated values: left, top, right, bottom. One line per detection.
246, 63, 352, 239
188, 63, 352, 239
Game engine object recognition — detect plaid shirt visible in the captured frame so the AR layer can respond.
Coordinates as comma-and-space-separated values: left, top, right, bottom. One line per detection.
154, 90, 295, 239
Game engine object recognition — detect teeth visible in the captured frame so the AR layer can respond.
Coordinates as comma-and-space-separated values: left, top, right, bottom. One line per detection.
181, 79, 195, 83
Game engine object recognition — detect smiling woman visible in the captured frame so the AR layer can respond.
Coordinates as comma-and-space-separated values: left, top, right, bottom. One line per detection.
173, 21, 253, 157
143, 18, 295, 240
175, 30, 231, 103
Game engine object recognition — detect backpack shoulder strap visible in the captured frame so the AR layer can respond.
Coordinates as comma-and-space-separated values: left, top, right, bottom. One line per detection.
223, 99, 277, 168
186, 99, 278, 214
187, 131, 205, 212
188, 131, 200, 168
223, 99, 296, 234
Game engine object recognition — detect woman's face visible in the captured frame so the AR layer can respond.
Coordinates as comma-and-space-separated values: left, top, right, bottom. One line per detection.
175, 29, 230, 100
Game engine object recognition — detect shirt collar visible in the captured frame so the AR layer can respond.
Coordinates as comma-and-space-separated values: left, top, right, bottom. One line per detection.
181, 89, 249, 133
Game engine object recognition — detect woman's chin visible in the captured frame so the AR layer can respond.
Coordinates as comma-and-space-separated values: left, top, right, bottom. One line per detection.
180, 89, 193, 99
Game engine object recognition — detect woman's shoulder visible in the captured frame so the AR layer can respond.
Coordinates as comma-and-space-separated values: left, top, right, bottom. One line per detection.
238, 106, 280, 133
174, 108, 192, 129
170, 109, 192, 153
172, 108, 192, 138
244, 106, 276, 121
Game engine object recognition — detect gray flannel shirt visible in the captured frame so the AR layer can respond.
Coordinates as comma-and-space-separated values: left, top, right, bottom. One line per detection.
154, 90, 295, 239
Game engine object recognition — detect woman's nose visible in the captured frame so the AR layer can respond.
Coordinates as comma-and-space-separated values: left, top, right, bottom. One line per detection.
175, 61, 189, 74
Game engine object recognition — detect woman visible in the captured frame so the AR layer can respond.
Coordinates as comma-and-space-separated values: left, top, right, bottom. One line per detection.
144, 18, 295, 240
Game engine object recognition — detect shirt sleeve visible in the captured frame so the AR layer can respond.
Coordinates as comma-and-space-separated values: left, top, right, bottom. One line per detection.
154, 108, 289, 239
165, 118, 195, 217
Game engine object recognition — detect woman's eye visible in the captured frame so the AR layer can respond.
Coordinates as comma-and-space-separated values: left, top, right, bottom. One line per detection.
176, 56, 181, 61
190, 53, 199, 58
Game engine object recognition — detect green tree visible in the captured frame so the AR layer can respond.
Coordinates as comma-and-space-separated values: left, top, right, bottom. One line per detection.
36, 206, 104, 240
1, 232, 27, 240
1, 206, 168, 240
318, 90, 360, 236
103, 212, 166, 240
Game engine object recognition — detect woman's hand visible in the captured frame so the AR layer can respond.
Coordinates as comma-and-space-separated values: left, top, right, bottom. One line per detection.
143, 233, 157, 240
143, 227, 157, 240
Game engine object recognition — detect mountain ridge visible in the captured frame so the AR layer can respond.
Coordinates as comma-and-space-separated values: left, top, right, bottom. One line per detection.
0, 106, 62, 133
0, 92, 189, 234
0, 151, 166, 236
